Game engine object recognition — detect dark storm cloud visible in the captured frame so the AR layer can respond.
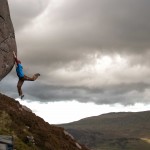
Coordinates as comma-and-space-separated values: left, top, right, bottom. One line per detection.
2, 0, 150, 105
12, 0, 150, 69
8, 0, 50, 31
1, 74, 150, 105
45, 0, 150, 51
22, 82, 150, 105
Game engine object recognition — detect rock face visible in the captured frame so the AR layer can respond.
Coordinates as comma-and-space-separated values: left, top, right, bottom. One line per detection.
0, 0, 17, 80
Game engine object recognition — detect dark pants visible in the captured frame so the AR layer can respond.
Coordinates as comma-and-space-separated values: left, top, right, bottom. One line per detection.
17, 74, 38, 96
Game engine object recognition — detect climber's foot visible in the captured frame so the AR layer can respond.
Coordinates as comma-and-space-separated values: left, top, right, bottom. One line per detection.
21, 95, 24, 99
35, 73, 40, 77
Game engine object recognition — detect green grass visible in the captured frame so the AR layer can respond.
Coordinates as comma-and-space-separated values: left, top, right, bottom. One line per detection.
0, 111, 36, 150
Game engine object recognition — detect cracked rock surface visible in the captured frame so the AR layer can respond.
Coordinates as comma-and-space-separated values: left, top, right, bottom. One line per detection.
0, 0, 17, 80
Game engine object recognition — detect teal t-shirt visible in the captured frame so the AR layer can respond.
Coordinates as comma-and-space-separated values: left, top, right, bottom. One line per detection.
16, 63, 24, 78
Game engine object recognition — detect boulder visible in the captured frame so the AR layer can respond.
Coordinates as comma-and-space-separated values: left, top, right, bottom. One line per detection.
0, 0, 17, 80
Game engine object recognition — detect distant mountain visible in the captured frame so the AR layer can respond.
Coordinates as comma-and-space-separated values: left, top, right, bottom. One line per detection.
0, 93, 89, 150
61, 111, 150, 150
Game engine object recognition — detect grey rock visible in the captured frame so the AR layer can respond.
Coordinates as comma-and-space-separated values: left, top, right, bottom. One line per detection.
64, 130, 75, 140
76, 143, 82, 150
0, 0, 17, 80
22, 105, 32, 112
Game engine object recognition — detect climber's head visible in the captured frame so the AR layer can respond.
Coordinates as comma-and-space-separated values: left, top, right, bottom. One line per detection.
18, 60, 21, 64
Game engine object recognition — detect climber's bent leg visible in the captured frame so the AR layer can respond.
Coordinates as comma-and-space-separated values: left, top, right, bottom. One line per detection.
24, 74, 40, 81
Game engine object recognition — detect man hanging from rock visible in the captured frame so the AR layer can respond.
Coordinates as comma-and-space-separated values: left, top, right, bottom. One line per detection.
13, 51, 40, 99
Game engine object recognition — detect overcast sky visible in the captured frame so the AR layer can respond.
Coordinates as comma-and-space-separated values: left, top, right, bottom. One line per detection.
1, 0, 150, 123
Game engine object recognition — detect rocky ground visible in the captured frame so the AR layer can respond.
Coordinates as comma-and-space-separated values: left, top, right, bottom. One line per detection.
0, 93, 89, 150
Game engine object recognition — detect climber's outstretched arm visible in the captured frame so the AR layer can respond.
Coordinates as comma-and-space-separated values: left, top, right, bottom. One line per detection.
13, 51, 19, 64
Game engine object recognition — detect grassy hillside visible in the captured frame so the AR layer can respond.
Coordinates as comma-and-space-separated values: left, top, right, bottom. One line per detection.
0, 93, 89, 150
61, 111, 150, 150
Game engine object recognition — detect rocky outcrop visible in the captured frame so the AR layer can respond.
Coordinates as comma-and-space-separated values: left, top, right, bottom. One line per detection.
0, 0, 17, 80
0, 93, 90, 150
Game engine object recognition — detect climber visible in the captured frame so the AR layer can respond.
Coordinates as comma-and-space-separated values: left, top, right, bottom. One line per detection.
13, 51, 40, 99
